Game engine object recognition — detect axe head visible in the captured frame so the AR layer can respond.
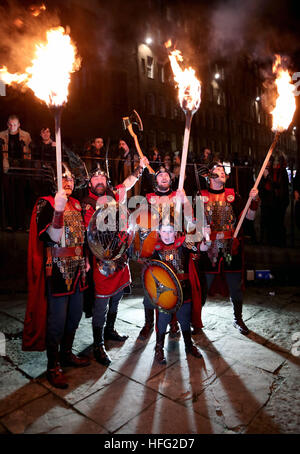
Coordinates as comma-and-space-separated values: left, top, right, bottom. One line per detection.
122, 109, 143, 132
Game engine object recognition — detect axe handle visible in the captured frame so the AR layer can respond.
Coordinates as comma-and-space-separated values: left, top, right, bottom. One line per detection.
127, 125, 155, 174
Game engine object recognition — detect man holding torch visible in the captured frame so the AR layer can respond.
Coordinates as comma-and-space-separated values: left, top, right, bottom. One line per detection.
200, 161, 259, 335
82, 157, 149, 366
23, 165, 91, 389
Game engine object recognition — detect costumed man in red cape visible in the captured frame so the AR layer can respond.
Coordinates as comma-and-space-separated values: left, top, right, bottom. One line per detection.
81, 157, 149, 366
138, 167, 197, 340
200, 161, 259, 335
23, 164, 90, 389
144, 212, 208, 365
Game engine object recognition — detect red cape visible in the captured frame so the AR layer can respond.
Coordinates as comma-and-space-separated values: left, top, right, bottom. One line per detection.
22, 196, 79, 351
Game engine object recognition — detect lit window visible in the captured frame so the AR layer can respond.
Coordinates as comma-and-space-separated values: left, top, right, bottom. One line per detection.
147, 56, 154, 79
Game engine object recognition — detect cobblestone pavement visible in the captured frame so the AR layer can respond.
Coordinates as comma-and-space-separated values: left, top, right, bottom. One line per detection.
0, 281, 299, 436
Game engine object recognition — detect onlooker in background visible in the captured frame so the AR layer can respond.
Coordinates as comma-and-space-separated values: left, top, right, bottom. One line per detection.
172, 151, 181, 190
197, 147, 212, 191
84, 137, 105, 173
31, 127, 57, 199
37, 127, 56, 162
199, 147, 212, 165
259, 151, 289, 247
115, 139, 140, 197
0, 115, 32, 231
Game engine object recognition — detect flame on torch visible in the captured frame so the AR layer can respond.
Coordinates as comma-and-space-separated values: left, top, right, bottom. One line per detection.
234, 54, 297, 239
0, 26, 81, 247
168, 49, 201, 113
271, 54, 296, 132
166, 43, 202, 223
0, 26, 81, 107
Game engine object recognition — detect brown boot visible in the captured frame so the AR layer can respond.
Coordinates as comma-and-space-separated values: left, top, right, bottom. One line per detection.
93, 326, 111, 366
46, 348, 68, 389
60, 331, 90, 367
138, 308, 154, 340
154, 333, 166, 365
182, 331, 203, 359
233, 302, 249, 335
104, 312, 128, 342
46, 364, 68, 389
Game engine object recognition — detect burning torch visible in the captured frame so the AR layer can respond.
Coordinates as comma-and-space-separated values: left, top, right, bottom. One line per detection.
0, 27, 81, 246
167, 48, 201, 218
234, 55, 296, 238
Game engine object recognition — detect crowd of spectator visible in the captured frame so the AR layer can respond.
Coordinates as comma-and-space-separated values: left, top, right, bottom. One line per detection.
0, 114, 298, 247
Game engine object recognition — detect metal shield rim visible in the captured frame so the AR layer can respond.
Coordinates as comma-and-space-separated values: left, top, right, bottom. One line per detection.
142, 259, 183, 314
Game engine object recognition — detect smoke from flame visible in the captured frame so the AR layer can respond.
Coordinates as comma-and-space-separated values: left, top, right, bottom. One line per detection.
0, 26, 81, 107
271, 54, 296, 132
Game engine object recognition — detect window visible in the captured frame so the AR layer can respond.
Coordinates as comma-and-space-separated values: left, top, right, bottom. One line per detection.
158, 96, 166, 117
141, 58, 146, 76
147, 56, 154, 79
146, 93, 155, 115
157, 64, 165, 83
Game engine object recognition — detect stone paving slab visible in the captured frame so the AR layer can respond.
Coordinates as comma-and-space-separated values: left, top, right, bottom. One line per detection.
282, 301, 300, 319
117, 305, 145, 327
0, 304, 26, 323
109, 337, 177, 385
74, 375, 160, 433
190, 361, 278, 431
0, 313, 23, 336
1, 393, 107, 434
0, 357, 16, 375
245, 357, 300, 434
200, 312, 235, 340
5, 339, 47, 378
121, 295, 144, 309
146, 347, 234, 403
210, 334, 285, 373
0, 285, 300, 434
246, 310, 300, 353
100, 322, 156, 362
203, 298, 263, 322
38, 361, 123, 405
116, 396, 225, 434
243, 287, 300, 311
0, 379, 48, 418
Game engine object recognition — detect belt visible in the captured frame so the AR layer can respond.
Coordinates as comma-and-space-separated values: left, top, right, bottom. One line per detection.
47, 245, 83, 258
210, 230, 233, 241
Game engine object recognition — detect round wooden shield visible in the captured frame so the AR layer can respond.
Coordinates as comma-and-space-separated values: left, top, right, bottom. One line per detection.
142, 260, 183, 313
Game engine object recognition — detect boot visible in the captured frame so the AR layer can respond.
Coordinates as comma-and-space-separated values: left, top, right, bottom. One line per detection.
60, 331, 90, 367
154, 333, 166, 365
93, 326, 111, 366
169, 319, 181, 338
233, 302, 249, 336
191, 326, 202, 335
104, 312, 128, 342
138, 308, 154, 340
182, 330, 203, 358
46, 347, 68, 389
